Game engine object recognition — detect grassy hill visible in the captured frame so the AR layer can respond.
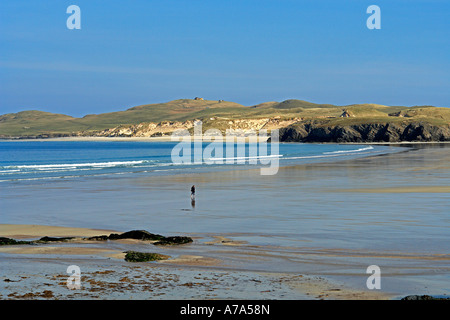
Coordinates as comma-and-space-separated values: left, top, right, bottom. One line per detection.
0, 111, 89, 137
0, 98, 449, 138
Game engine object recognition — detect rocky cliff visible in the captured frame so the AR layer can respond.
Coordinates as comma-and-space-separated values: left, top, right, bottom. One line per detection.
76, 117, 301, 138
278, 121, 450, 143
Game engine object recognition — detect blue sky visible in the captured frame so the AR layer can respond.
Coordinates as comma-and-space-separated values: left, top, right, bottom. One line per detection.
0, 0, 449, 117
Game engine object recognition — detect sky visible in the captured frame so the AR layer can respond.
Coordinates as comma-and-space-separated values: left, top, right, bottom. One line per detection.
0, 0, 449, 117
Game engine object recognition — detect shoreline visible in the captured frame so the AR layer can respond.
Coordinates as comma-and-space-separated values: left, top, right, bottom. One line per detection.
1, 136, 449, 144
0, 224, 394, 300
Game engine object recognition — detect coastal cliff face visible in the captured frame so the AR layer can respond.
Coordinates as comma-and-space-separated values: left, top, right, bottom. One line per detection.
278, 121, 450, 143
75, 117, 301, 138
84, 120, 195, 137
4, 119, 450, 143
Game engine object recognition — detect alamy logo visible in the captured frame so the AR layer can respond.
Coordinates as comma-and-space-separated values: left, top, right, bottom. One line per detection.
366, 265, 381, 289
66, 5, 81, 30
171, 120, 280, 175
367, 5, 381, 30
66, 265, 81, 289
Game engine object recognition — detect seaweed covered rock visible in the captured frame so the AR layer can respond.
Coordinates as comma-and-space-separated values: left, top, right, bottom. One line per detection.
153, 236, 193, 246
1, 236, 75, 245
124, 251, 170, 262
86, 235, 109, 241
0, 237, 30, 245
108, 230, 165, 241
0, 230, 193, 247
105, 230, 193, 245
36, 236, 75, 243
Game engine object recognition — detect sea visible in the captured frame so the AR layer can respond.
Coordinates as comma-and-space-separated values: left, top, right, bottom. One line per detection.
0, 141, 388, 183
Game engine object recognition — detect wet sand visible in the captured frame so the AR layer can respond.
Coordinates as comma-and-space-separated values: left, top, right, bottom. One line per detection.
0, 224, 117, 239
0, 224, 393, 300
339, 186, 450, 193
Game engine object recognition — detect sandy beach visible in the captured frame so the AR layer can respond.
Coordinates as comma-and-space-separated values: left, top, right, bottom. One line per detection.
1, 143, 449, 300
0, 224, 118, 239
0, 224, 393, 300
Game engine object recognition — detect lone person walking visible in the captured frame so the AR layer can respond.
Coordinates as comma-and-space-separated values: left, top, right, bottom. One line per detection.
190, 185, 196, 201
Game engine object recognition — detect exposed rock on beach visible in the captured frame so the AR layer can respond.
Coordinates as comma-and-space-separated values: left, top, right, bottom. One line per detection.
0, 229, 193, 248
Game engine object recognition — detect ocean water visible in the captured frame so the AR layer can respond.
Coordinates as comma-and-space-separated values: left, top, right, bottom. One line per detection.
0, 140, 408, 243
1, 141, 449, 295
0, 141, 391, 183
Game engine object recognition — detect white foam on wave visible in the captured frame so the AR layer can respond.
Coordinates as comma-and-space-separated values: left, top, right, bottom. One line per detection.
3, 160, 147, 170
0, 160, 176, 180
27, 160, 145, 168
206, 154, 283, 161
282, 150, 374, 160
0, 169, 20, 174
323, 146, 374, 155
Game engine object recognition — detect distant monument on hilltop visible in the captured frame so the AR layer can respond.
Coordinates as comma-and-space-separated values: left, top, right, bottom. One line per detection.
340, 109, 353, 118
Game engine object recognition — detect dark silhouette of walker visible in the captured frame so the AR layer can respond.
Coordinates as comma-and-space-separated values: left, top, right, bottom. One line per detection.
190, 185, 196, 208
190, 185, 195, 199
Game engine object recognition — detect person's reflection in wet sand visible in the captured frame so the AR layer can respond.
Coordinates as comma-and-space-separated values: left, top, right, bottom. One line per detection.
190, 185, 196, 209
